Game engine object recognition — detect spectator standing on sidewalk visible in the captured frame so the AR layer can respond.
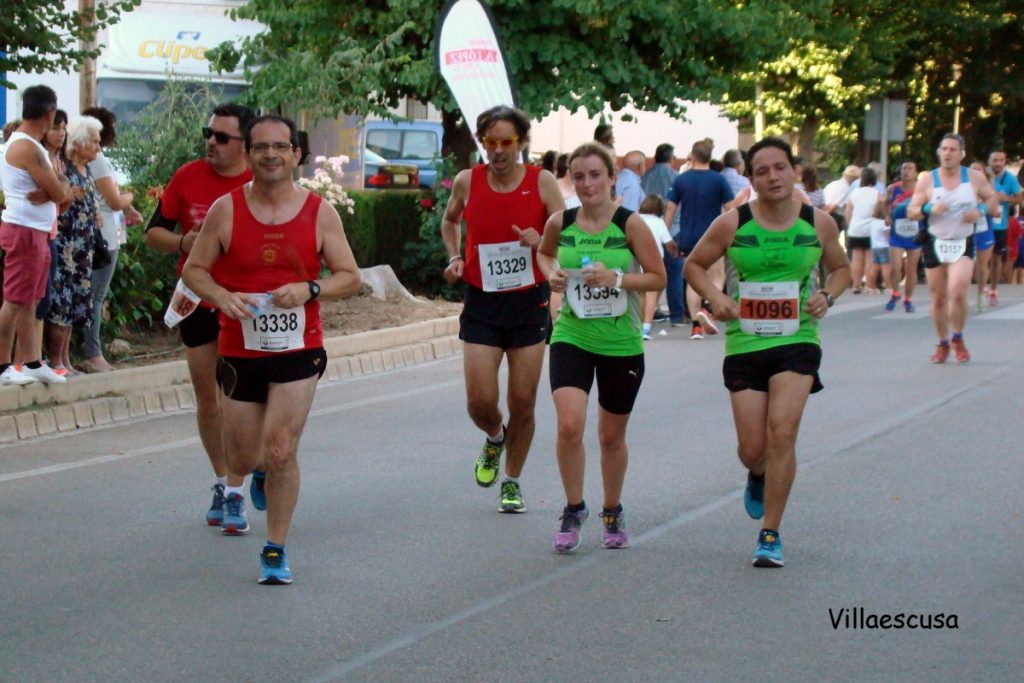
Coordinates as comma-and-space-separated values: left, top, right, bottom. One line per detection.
642, 143, 681, 323
615, 150, 645, 212
46, 116, 104, 375
80, 107, 143, 373
0, 85, 71, 386
663, 139, 737, 337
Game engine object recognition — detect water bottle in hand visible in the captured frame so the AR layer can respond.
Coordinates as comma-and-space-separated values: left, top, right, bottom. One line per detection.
581, 256, 604, 293
249, 293, 273, 317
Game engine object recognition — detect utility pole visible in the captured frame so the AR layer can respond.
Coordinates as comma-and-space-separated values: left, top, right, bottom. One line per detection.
79, 0, 97, 111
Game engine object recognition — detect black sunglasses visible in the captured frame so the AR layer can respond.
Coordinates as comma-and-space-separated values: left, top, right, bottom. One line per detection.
202, 126, 244, 145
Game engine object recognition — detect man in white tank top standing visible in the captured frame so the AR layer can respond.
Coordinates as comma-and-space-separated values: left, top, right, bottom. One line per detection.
908, 133, 998, 364
0, 85, 72, 386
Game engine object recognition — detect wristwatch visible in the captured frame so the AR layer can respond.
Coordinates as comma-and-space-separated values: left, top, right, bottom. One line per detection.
824, 291, 835, 308
307, 280, 321, 301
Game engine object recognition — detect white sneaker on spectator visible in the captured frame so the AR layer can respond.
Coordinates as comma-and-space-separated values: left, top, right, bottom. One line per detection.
1, 365, 36, 386
21, 362, 67, 384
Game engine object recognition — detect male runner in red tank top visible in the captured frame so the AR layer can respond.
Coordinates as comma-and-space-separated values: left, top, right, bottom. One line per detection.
441, 105, 563, 513
183, 115, 361, 584
145, 103, 255, 529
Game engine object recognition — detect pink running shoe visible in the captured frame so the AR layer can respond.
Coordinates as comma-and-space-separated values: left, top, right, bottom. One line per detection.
553, 504, 589, 553
601, 507, 630, 549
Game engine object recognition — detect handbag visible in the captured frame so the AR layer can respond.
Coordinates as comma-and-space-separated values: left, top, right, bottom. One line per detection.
93, 227, 112, 269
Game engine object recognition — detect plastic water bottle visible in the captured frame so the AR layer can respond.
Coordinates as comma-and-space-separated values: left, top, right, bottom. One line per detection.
249, 293, 273, 317
581, 256, 603, 293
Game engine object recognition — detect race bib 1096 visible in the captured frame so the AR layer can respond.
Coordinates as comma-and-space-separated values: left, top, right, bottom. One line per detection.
738, 281, 800, 337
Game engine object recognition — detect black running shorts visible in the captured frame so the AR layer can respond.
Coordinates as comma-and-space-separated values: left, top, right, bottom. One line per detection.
217, 347, 327, 403
921, 233, 976, 269
459, 282, 551, 349
179, 305, 220, 348
992, 230, 1008, 256
723, 342, 823, 394
549, 341, 645, 415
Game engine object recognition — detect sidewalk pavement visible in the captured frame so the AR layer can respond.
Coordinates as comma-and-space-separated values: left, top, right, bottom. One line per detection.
0, 316, 460, 444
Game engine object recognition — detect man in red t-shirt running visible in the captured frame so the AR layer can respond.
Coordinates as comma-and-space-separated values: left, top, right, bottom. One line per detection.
145, 104, 255, 529
183, 115, 361, 584
441, 105, 564, 513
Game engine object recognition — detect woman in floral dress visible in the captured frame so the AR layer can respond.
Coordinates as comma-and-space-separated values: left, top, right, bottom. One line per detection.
46, 116, 103, 373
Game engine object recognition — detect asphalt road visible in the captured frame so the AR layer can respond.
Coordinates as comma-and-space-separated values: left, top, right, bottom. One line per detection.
1, 287, 1022, 683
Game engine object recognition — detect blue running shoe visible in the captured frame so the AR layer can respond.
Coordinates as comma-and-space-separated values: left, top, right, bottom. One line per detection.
904, 300, 915, 313
259, 546, 292, 585
206, 484, 225, 526
221, 493, 249, 535
744, 472, 765, 520
250, 470, 267, 511
752, 529, 784, 568
885, 294, 899, 312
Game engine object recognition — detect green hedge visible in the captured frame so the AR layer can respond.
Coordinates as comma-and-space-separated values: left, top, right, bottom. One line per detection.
346, 189, 428, 277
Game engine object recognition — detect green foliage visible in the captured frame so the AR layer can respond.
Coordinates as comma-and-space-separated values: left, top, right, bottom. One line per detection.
212, 0, 802, 126
346, 192, 378, 267
1, 0, 141, 89
403, 160, 460, 301
103, 77, 226, 336
107, 76, 225, 194
207, 7, 414, 121
345, 189, 427, 277
721, 0, 1023, 164
106, 210, 178, 334
373, 191, 427, 274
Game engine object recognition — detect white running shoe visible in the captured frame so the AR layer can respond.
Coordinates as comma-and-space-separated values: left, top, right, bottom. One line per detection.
1, 365, 35, 386
694, 308, 719, 335
20, 362, 67, 384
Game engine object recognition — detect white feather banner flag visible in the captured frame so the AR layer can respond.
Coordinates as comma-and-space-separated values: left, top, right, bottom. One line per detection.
435, 0, 518, 160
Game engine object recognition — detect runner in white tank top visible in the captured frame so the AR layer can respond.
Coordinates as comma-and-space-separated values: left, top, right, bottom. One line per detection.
908, 133, 999, 364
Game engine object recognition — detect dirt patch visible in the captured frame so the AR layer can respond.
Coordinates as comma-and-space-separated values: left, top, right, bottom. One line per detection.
108, 290, 462, 369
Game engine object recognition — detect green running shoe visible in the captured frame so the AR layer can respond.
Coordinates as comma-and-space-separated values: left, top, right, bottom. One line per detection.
498, 480, 526, 513
474, 433, 504, 488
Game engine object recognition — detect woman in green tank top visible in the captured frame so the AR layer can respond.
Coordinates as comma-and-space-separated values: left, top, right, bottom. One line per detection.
683, 138, 850, 569
536, 142, 666, 553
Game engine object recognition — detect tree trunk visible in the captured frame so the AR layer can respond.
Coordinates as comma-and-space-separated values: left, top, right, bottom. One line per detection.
797, 114, 819, 165
441, 109, 476, 173
78, 0, 97, 111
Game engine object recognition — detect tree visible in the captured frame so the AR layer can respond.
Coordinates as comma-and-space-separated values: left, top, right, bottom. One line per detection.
1, 0, 141, 89
209, 0, 808, 168
720, 0, 1022, 169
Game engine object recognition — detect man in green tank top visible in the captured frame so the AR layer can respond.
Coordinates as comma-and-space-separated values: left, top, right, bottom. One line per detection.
684, 137, 851, 568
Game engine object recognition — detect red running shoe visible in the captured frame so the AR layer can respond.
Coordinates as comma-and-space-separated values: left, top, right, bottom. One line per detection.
930, 343, 950, 364
951, 337, 970, 363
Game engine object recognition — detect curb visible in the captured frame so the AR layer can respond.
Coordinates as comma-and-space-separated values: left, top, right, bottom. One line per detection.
0, 316, 461, 444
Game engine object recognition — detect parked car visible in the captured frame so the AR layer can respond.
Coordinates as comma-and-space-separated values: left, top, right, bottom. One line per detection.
363, 149, 420, 189
364, 119, 444, 188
